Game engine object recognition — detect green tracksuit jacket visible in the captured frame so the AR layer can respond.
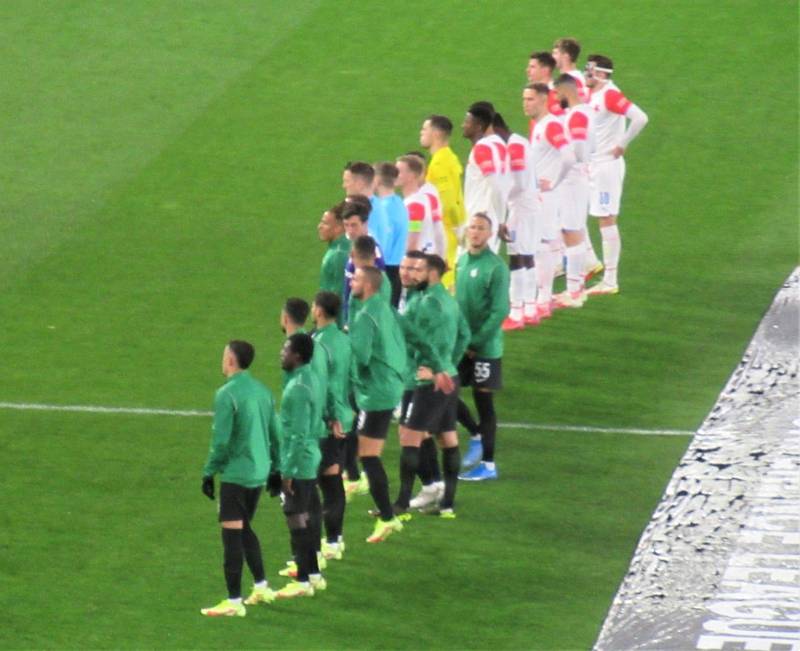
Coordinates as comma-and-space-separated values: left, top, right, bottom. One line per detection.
280, 363, 322, 479
455, 247, 510, 359
202, 370, 281, 487
312, 322, 354, 433
349, 293, 406, 411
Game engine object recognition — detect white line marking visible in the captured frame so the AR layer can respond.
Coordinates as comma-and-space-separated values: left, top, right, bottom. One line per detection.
0, 401, 694, 436
0, 402, 212, 418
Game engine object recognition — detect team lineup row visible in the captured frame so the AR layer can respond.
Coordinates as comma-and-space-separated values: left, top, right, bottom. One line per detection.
198, 37, 649, 617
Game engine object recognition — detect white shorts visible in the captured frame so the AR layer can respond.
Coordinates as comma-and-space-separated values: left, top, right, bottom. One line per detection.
505, 200, 536, 255
533, 190, 559, 244
558, 178, 589, 232
589, 158, 626, 217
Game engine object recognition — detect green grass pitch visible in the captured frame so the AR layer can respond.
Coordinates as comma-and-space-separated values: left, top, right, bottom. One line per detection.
1, 1, 797, 649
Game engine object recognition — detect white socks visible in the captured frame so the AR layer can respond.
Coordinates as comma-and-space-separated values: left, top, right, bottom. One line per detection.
583, 227, 600, 267
535, 247, 555, 305
600, 224, 621, 287
565, 244, 585, 294
509, 268, 525, 321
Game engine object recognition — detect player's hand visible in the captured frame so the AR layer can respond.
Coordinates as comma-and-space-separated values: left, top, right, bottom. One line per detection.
201, 476, 215, 500
538, 178, 553, 192
611, 146, 625, 158
416, 366, 434, 381
266, 471, 282, 497
331, 420, 345, 439
281, 477, 294, 496
434, 372, 455, 394
497, 224, 511, 243
465, 348, 477, 359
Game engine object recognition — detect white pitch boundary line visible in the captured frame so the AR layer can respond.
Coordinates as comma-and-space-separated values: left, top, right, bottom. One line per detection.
0, 401, 694, 436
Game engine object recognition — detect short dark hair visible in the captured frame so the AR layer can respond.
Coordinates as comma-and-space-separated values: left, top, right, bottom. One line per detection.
467, 102, 494, 130
342, 195, 371, 221
553, 37, 581, 63
313, 291, 341, 319
228, 340, 255, 369
425, 253, 447, 277
283, 297, 309, 326
360, 266, 383, 291
588, 54, 614, 75
554, 73, 577, 88
373, 162, 398, 187
326, 201, 346, 222
526, 82, 551, 96
396, 155, 424, 177
471, 212, 492, 226
353, 235, 377, 260
529, 51, 556, 70
492, 112, 509, 132
344, 161, 375, 184
427, 114, 453, 135
404, 250, 428, 261
287, 332, 314, 365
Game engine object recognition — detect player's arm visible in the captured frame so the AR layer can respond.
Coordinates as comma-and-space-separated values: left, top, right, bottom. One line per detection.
606, 89, 649, 156
202, 388, 234, 477
567, 111, 590, 163
414, 297, 448, 374
433, 215, 446, 258
475, 143, 508, 205
280, 385, 312, 478
539, 122, 574, 191
349, 313, 375, 367
470, 264, 510, 348
452, 309, 472, 364
406, 201, 424, 252
267, 396, 281, 474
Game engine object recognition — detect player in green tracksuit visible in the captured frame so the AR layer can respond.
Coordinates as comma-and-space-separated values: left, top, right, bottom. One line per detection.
311, 291, 353, 560
317, 202, 350, 327
200, 340, 281, 618
348, 266, 407, 543
395, 254, 470, 516
346, 235, 392, 327
455, 213, 510, 482
276, 333, 325, 598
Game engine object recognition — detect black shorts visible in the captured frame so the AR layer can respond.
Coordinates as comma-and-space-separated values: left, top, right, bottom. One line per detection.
219, 482, 262, 523
405, 379, 459, 435
458, 356, 502, 391
319, 434, 344, 471
398, 390, 414, 427
282, 478, 319, 516
356, 409, 394, 440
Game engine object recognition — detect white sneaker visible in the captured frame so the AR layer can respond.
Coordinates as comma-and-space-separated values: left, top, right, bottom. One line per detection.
409, 483, 440, 510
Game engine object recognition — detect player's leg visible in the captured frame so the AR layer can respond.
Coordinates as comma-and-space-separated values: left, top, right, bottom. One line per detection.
433, 380, 460, 516
318, 437, 346, 559
460, 359, 501, 481
395, 390, 423, 512
277, 480, 317, 598
457, 356, 482, 467
237, 487, 276, 605
504, 252, 526, 330
412, 434, 443, 509
202, 483, 247, 616
442, 225, 459, 290
588, 159, 625, 294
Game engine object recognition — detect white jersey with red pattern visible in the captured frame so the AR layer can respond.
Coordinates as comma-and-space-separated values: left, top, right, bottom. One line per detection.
404, 189, 436, 253
420, 181, 443, 224
589, 81, 634, 163
530, 114, 568, 185
563, 104, 595, 182
464, 133, 510, 229
507, 133, 537, 208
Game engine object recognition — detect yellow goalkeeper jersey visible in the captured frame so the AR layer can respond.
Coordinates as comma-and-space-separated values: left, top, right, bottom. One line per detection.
426, 146, 465, 231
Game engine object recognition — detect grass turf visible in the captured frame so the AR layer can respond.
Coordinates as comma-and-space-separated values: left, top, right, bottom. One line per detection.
0, 0, 797, 649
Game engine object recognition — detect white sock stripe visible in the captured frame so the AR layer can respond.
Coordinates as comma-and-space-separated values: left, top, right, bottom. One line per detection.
0, 400, 693, 436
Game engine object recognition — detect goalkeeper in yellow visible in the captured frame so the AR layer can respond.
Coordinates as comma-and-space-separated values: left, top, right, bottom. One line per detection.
420, 115, 465, 289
